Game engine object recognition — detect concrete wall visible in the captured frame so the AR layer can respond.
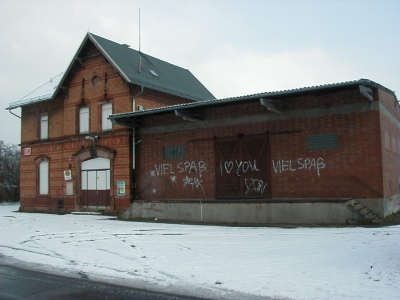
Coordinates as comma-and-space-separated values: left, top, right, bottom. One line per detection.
357, 195, 400, 218
120, 200, 362, 225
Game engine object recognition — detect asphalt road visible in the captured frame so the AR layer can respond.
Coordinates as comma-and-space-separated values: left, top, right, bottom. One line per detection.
0, 265, 207, 300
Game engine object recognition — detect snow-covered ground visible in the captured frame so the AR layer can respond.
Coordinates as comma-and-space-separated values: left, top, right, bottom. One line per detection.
0, 203, 399, 300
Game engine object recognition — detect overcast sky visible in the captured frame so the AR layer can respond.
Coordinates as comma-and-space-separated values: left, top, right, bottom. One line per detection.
1, 0, 399, 145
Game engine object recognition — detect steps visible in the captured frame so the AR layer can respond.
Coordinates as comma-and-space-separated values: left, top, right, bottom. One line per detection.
348, 199, 382, 223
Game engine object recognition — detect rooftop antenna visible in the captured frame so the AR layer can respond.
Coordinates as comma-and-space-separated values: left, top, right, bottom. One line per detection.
139, 8, 141, 52
138, 8, 142, 73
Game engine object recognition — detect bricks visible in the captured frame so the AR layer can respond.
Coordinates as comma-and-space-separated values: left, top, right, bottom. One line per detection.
135, 86, 400, 201
19, 51, 193, 213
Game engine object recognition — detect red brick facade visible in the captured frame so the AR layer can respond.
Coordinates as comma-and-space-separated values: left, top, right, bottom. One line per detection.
13, 33, 399, 223
19, 45, 195, 214
132, 84, 400, 219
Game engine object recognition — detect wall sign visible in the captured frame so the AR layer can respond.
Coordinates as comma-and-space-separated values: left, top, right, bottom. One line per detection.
117, 181, 126, 196
24, 147, 31, 156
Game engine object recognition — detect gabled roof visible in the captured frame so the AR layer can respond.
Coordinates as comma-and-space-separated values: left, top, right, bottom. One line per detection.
7, 32, 214, 110
85, 33, 214, 101
109, 79, 398, 126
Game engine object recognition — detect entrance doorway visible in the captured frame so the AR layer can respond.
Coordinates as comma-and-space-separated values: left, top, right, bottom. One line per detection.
214, 133, 270, 199
81, 157, 111, 208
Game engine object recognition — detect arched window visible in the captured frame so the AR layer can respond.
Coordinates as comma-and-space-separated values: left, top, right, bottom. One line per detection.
39, 160, 49, 194
35, 156, 50, 195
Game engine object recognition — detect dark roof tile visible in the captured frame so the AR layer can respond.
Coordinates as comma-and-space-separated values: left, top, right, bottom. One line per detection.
7, 33, 214, 110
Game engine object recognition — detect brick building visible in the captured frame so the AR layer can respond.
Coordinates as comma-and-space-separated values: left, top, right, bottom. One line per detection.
7, 33, 214, 214
111, 79, 400, 224
7, 32, 400, 224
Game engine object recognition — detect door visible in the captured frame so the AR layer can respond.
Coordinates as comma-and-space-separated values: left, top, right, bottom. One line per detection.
215, 133, 270, 199
81, 157, 111, 208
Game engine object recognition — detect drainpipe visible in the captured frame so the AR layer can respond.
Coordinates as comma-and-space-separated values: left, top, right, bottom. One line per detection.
132, 85, 144, 112
8, 108, 21, 119
132, 85, 144, 169
131, 85, 144, 203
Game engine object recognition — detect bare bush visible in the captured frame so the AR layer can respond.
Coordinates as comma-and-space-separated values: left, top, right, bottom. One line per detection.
0, 141, 20, 202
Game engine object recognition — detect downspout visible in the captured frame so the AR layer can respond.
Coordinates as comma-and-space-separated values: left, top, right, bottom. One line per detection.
131, 85, 144, 203
8, 108, 21, 119
132, 85, 144, 112
132, 85, 144, 169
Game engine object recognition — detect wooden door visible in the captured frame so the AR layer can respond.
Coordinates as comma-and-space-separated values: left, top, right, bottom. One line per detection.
81, 170, 110, 208
215, 133, 270, 199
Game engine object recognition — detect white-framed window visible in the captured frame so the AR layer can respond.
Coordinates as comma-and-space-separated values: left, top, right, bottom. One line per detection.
40, 114, 48, 140
102, 103, 112, 131
80, 107, 89, 134
39, 160, 49, 194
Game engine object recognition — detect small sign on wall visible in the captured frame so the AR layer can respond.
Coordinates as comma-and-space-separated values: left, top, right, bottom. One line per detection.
117, 181, 126, 196
23, 148, 31, 156
63, 170, 72, 180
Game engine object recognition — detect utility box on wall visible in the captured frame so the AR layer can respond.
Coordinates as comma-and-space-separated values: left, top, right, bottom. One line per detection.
66, 182, 74, 196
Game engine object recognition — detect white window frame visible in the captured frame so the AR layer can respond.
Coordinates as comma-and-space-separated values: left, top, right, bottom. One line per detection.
40, 114, 48, 140
80, 107, 90, 134
102, 103, 112, 131
39, 160, 49, 195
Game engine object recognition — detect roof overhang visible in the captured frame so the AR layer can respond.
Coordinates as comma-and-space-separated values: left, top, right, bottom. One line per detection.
110, 79, 397, 127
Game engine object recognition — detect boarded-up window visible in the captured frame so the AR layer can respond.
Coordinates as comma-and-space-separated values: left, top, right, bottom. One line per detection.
307, 133, 338, 150
164, 145, 185, 160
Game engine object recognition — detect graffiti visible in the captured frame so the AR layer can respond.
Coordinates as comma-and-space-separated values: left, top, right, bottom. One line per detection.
183, 176, 205, 194
154, 164, 174, 176
219, 160, 260, 176
150, 160, 207, 193
152, 161, 206, 177
245, 178, 268, 195
177, 161, 206, 178
272, 157, 326, 177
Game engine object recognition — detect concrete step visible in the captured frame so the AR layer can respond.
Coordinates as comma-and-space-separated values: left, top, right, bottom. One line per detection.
71, 211, 102, 215
373, 218, 382, 223
365, 212, 375, 218
354, 203, 365, 210
348, 199, 357, 206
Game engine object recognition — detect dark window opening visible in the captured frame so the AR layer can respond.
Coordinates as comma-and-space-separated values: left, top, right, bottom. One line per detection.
164, 145, 185, 160
307, 133, 338, 150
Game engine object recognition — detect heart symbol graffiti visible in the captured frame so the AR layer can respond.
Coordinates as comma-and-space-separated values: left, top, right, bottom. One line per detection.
225, 161, 234, 174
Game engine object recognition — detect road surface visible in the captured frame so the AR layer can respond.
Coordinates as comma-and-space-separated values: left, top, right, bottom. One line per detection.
0, 264, 207, 300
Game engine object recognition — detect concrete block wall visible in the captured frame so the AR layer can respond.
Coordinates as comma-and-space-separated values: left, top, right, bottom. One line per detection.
121, 200, 361, 225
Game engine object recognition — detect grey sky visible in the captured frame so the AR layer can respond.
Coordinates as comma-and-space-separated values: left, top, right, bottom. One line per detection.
1, 0, 399, 145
